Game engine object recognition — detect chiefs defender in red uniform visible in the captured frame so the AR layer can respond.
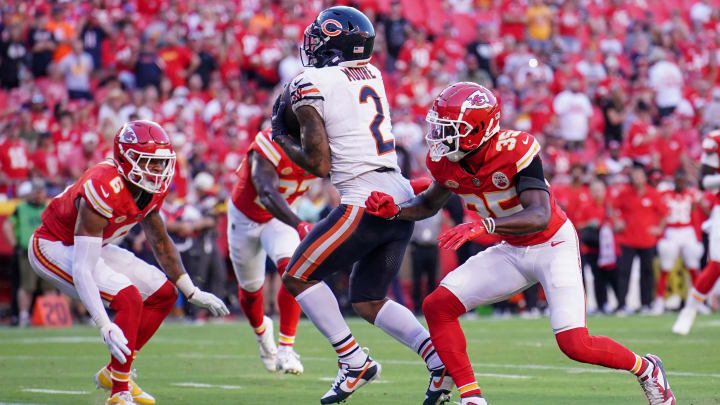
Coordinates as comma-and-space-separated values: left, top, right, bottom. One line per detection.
365, 83, 675, 405
674, 129, 720, 334
29, 121, 228, 405
228, 127, 316, 374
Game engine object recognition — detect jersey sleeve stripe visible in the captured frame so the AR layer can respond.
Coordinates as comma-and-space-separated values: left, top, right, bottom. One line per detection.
516, 140, 541, 172
300, 88, 320, 95
83, 180, 113, 218
255, 132, 281, 166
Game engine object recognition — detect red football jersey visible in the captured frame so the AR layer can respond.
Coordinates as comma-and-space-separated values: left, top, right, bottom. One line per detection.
663, 188, 700, 228
231, 129, 316, 224
35, 160, 167, 246
427, 130, 568, 247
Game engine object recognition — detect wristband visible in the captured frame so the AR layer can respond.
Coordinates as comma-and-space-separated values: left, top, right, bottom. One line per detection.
175, 274, 197, 298
482, 217, 496, 234
388, 204, 402, 220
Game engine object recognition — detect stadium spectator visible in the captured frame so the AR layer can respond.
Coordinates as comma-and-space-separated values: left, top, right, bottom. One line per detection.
0, 121, 30, 196
2, 180, 47, 327
611, 166, 668, 314
0, 23, 28, 90
27, 10, 56, 78
380, 1, 410, 70
526, 0, 553, 53
553, 75, 593, 149
57, 40, 94, 100
648, 50, 684, 117
623, 100, 657, 166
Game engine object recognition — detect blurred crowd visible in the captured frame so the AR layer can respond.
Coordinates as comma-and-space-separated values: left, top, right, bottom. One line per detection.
2, 0, 720, 324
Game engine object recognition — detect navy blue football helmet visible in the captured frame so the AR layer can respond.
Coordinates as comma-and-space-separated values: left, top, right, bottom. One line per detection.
301, 6, 375, 68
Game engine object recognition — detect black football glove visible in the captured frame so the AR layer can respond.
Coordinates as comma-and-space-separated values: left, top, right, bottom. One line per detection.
270, 91, 288, 141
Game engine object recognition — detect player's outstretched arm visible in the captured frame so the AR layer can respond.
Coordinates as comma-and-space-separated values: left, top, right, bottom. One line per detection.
366, 181, 453, 221
74, 200, 131, 364
141, 211, 229, 316
274, 105, 331, 178
250, 151, 303, 228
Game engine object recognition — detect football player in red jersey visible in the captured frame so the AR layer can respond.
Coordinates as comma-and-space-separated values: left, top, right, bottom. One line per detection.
29, 121, 229, 405
365, 83, 675, 405
673, 129, 720, 335
227, 127, 316, 374
654, 169, 707, 315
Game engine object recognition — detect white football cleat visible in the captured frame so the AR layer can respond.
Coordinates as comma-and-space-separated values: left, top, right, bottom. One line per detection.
256, 316, 278, 372
672, 307, 697, 335
106, 391, 137, 405
649, 298, 665, 316
637, 354, 676, 405
320, 353, 381, 404
276, 346, 304, 375
424, 366, 453, 405
461, 396, 489, 405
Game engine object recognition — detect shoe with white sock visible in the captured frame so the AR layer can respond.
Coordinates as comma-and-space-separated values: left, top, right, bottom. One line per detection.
256, 316, 278, 372
106, 391, 137, 405
637, 354, 675, 405
649, 298, 665, 316
672, 307, 697, 335
320, 352, 381, 404
461, 396, 489, 405
276, 346, 304, 375
423, 366, 453, 405
95, 366, 155, 405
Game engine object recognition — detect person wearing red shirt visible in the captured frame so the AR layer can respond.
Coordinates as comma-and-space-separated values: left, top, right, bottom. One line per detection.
499, 0, 527, 41
395, 29, 434, 74
623, 100, 657, 166
653, 115, 688, 177
158, 30, 199, 88
30, 133, 61, 188
611, 166, 668, 314
0, 125, 31, 196
562, 164, 592, 226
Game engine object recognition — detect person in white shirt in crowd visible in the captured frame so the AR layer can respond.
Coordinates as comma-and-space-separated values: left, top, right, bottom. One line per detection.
649, 50, 684, 118
553, 75, 593, 149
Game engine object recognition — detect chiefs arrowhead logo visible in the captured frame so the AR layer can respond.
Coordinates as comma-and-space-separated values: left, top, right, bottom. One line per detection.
114, 216, 127, 223
120, 126, 138, 144
463, 90, 492, 110
492, 171, 510, 189
281, 167, 293, 175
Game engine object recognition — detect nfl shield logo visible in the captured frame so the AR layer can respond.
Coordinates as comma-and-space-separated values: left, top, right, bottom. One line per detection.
472, 178, 481, 187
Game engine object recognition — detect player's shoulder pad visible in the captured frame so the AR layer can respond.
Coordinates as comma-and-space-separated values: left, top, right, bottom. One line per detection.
288, 70, 325, 107
496, 130, 541, 173
81, 161, 125, 218
250, 130, 283, 167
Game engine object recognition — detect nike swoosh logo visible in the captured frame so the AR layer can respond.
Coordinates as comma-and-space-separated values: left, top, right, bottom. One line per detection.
345, 362, 371, 389
550, 241, 565, 247
100, 186, 110, 198
293, 78, 302, 87
432, 368, 447, 389
522, 136, 530, 145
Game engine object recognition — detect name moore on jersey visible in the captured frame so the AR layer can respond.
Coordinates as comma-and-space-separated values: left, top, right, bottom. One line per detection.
426, 130, 567, 247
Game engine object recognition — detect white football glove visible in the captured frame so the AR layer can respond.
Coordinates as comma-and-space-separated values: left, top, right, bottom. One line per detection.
100, 323, 132, 364
188, 287, 230, 317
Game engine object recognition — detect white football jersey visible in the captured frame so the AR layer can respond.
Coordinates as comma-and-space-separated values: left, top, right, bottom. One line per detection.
289, 63, 413, 206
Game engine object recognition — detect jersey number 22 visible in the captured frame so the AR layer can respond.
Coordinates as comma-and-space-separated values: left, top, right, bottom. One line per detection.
359, 86, 395, 156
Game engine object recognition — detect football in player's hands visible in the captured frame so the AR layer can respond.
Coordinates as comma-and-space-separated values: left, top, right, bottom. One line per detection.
281, 84, 301, 142
365, 191, 399, 219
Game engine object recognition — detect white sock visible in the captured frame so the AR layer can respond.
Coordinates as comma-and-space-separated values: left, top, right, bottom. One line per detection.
374, 300, 443, 370
687, 287, 706, 310
295, 282, 366, 367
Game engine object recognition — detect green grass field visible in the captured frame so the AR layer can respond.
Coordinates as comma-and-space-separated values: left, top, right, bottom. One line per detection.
1, 314, 719, 405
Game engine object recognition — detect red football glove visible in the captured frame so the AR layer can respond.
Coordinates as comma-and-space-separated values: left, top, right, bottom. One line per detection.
410, 177, 433, 195
365, 191, 399, 219
296, 221, 313, 241
437, 222, 487, 251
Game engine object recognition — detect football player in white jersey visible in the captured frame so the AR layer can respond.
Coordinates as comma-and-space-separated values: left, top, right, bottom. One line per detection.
270, 6, 451, 405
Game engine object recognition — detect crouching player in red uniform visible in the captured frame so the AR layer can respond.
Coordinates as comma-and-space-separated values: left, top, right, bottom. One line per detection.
228, 127, 316, 374
29, 121, 229, 405
365, 83, 676, 405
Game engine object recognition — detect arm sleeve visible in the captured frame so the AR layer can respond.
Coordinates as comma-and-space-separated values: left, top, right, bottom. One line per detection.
288, 72, 325, 119
515, 156, 549, 195
72, 235, 111, 328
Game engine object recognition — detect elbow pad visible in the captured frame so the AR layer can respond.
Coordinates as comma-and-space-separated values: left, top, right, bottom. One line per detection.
702, 173, 720, 191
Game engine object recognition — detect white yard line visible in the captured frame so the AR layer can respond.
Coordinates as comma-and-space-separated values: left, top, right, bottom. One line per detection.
475, 373, 532, 379
172, 382, 242, 390
21, 389, 89, 395
317, 377, 389, 384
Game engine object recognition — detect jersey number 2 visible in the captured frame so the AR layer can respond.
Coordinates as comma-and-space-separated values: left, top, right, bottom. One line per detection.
359, 86, 394, 155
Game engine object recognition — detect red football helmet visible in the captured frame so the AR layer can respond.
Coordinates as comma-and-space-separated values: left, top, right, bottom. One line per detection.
426, 82, 501, 162
113, 120, 176, 193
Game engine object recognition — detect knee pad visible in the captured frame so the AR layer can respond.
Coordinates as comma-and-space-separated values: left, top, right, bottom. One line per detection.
238, 278, 264, 293
111, 285, 143, 314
